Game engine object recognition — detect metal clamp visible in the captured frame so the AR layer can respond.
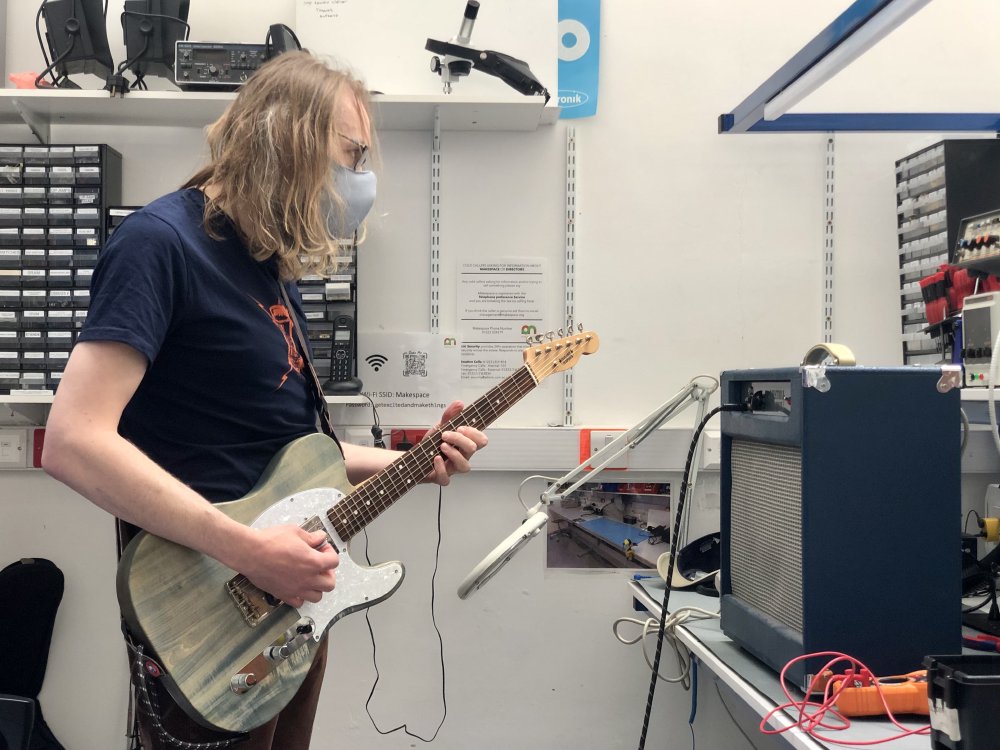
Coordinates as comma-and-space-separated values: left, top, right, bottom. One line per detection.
936, 365, 961, 393
802, 365, 831, 393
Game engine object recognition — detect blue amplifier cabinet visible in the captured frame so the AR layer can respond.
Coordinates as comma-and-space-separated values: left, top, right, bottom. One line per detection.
719, 365, 962, 690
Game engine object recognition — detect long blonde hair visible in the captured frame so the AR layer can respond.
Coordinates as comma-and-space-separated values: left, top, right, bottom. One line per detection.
183, 51, 373, 280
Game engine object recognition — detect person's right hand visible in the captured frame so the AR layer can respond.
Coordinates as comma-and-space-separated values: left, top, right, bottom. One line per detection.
236, 525, 340, 609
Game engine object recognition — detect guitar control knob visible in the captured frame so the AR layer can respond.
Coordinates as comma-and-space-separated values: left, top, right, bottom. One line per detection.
267, 644, 292, 661
230, 673, 257, 693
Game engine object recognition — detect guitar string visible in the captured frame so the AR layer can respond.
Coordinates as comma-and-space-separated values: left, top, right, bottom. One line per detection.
330, 337, 587, 535
332, 366, 536, 535
234, 337, 590, 599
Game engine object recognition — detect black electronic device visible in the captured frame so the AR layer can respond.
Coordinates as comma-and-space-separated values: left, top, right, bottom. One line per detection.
37, 0, 114, 88
266, 23, 302, 58
426, 39, 549, 100
425, 0, 549, 102
954, 207, 1000, 276
118, 0, 190, 89
325, 314, 362, 394
174, 41, 269, 90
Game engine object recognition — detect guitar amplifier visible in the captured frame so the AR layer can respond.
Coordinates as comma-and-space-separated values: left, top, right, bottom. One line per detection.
719, 364, 962, 690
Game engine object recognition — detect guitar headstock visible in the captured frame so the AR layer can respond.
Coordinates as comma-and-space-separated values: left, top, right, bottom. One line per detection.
523, 324, 600, 382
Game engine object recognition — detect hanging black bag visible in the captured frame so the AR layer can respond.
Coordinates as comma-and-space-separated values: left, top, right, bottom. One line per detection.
0, 558, 66, 750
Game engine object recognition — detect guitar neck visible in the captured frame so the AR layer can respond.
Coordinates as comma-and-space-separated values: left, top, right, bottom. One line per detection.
329, 365, 538, 540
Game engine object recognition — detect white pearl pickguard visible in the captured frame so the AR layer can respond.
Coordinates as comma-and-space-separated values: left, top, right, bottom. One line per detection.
249, 487, 405, 639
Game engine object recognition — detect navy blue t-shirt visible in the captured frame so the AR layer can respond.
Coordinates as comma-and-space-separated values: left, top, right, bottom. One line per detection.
78, 189, 319, 502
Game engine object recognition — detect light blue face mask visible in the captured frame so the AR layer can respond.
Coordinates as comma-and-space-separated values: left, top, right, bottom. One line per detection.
325, 164, 377, 240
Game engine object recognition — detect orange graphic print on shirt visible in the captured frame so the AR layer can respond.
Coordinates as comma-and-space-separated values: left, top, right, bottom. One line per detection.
252, 297, 304, 389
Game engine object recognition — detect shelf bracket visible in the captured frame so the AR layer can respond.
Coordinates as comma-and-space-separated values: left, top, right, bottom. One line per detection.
563, 126, 577, 426
430, 108, 441, 335
823, 134, 835, 343
10, 99, 50, 145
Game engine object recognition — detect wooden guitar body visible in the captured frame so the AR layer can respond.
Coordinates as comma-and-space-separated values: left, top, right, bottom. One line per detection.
117, 433, 403, 733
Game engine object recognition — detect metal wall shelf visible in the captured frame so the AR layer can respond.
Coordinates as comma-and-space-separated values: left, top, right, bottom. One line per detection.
0, 89, 559, 142
0, 393, 368, 404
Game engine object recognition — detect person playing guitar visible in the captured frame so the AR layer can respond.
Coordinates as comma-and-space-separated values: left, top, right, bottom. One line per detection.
42, 51, 488, 750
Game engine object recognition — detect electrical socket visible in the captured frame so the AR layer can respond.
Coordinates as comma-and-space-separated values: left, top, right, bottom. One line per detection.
589, 430, 628, 470
0, 428, 27, 469
701, 429, 721, 470
343, 427, 375, 449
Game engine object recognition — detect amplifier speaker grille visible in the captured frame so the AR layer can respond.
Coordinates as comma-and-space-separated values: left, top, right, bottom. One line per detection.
729, 439, 803, 632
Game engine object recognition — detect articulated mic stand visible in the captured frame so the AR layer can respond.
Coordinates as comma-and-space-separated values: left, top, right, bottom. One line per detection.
457, 376, 719, 599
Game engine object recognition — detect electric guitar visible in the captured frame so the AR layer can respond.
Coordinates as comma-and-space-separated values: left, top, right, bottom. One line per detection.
116, 328, 599, 733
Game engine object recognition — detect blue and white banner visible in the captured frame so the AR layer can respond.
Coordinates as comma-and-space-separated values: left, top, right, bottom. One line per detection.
558, 0, 600, 119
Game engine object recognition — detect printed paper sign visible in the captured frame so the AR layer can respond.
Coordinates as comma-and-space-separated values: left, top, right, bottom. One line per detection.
331, 332, 460, 426
459, 260, 546, 382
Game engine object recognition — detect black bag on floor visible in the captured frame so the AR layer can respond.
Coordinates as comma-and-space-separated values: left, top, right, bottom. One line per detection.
0, 558, 66, 750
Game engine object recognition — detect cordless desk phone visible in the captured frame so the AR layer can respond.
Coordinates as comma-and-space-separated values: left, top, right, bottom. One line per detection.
330, 314, 356, 383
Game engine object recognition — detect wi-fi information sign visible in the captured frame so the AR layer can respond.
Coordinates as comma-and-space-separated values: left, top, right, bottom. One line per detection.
340, 332, 460, 426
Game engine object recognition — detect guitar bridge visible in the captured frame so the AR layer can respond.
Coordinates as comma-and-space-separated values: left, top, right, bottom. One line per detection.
227, 515, 334, 627
226, 576, 277, 628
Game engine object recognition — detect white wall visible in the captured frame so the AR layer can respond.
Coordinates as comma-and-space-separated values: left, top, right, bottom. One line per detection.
4, 2, 1000, 749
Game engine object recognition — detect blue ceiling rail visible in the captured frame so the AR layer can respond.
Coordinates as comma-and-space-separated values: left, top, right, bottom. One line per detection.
730, 113, 1000, 133
719, 0, 999, 134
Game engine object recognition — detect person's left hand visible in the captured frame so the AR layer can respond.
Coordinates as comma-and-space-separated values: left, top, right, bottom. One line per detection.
425, 401, 488, 486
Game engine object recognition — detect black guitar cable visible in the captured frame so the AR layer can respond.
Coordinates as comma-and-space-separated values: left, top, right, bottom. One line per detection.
361, 485, 448, 742
635, 402, 748, 750
361, 391, 385, 447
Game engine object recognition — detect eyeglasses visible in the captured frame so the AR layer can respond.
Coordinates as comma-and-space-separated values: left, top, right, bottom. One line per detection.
339, 133, 370, 172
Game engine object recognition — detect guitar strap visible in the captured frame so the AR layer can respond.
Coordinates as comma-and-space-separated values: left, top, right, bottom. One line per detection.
279, 281, 343, 450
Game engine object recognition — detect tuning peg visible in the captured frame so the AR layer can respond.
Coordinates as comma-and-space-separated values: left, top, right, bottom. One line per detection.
546, 331, 555, 341
577, 323, 584, 332
558, 328, 565, 337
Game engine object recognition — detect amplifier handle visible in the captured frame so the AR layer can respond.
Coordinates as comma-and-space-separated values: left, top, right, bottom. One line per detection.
801, 343, 856, 367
